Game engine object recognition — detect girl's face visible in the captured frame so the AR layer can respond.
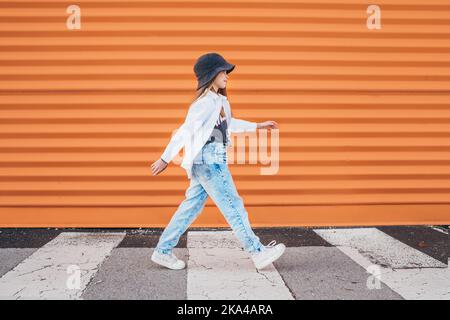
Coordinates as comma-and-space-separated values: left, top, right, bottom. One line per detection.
212, 70, 229, 90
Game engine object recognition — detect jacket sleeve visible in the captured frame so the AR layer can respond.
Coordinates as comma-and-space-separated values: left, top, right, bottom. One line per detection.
159, 98, 209, 164
229, 117, 258, 133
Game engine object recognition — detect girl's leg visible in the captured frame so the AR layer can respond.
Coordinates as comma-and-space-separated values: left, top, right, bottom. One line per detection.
154, 176, 208, 254
192, 162, 264, 254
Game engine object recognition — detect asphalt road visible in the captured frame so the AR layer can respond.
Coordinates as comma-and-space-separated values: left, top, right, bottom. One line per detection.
0, 225, 448, 300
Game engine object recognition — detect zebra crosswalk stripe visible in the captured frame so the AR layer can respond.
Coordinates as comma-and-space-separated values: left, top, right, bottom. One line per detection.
313, 228, 450, 300
313, 228, 446, 268
0, 232, 125, 300
187, 231, 294, 300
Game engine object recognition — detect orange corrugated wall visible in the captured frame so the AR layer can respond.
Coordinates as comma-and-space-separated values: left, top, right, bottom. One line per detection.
0, 0, 449, 227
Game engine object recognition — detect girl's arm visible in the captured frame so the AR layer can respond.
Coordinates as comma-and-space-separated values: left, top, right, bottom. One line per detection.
159, 98, 209, 164
229, 117, 258, 133
159, 122, 189, 164
229, 117, 279, 133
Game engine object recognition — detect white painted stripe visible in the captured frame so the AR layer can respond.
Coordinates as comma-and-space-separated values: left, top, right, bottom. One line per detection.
314, 228, 446, 269
431, 227, 448, 235
338, 246, 449, 300
0, 232, 125, 300
314, 228, 450, 300
187, 231, 294, 300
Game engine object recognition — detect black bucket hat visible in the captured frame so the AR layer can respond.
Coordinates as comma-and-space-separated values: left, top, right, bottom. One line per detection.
193, 52, 235, 90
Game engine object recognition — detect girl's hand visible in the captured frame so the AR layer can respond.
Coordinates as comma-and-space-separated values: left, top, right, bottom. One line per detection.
151, 158, 168, 176
257, 121, 279, 130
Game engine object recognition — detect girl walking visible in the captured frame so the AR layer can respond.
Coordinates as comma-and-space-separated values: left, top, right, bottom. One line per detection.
150, 52, 285, 270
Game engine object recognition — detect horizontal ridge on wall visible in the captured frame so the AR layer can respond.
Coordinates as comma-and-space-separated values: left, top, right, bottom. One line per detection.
0, 0, 449, 225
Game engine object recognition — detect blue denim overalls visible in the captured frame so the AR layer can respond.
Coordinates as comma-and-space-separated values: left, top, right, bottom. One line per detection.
154, 134, 264, 255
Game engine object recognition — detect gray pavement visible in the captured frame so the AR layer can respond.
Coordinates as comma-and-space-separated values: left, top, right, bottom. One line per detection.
81, 248, 188, 300
0, 226, 447, 300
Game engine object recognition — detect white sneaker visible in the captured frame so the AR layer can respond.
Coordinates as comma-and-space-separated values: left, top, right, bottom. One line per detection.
151, 250, 186, 270
250, 240, 286, 270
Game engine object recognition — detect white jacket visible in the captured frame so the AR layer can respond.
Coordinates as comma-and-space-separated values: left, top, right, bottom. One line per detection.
160, 89, 258, 179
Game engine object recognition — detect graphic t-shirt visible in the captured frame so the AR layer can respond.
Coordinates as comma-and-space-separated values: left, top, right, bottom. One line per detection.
205, 112, 228, 144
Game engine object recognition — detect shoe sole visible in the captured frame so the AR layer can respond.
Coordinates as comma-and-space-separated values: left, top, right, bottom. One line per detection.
151, 255, 186, 270
255, 245, 286, 270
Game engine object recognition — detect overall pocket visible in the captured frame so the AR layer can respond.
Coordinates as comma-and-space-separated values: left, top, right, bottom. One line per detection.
213, 143, 227, 164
